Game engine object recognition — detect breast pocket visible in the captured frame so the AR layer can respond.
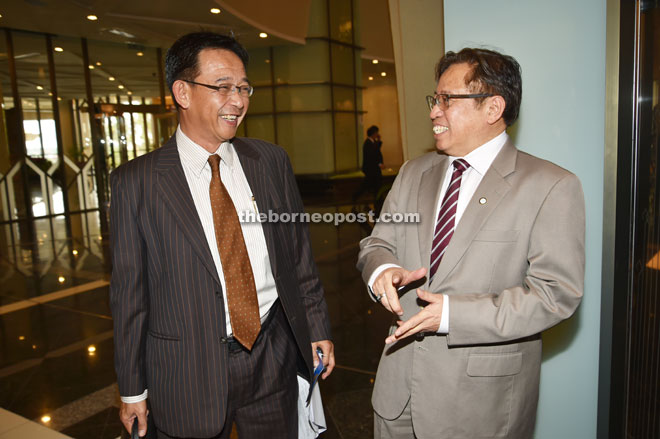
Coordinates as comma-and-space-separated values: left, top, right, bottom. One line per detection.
473, 229, 520, 242
455, 230, 520, 293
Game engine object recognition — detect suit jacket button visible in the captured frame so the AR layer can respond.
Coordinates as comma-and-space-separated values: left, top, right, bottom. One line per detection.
220, 336, 228, 344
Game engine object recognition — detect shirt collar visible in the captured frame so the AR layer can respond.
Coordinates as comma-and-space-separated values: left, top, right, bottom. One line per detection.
450, 130, 508, 176
176, 126, 235, 177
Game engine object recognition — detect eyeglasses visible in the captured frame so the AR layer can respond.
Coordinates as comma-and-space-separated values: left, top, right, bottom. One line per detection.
183, 80, 254, 97
426, 93, 493, 111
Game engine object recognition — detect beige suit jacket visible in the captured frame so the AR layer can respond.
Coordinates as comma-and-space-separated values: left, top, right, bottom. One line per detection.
357, 140, 585, 439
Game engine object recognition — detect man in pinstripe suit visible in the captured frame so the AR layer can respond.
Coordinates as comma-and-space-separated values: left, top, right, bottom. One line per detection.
110, 32, 334, 439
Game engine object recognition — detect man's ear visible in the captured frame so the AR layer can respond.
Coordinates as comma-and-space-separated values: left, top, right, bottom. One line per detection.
486, 95, 506, 125
172, 80, 190, 109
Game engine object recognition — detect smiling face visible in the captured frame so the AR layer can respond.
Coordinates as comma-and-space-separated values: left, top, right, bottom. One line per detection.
174, 48, 249, 152
430, 62, 501, 157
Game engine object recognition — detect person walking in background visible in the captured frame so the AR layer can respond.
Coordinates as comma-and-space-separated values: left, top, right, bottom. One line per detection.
110, 31, 334, 439
357, 48, 584, 439
353, 125, 384, 210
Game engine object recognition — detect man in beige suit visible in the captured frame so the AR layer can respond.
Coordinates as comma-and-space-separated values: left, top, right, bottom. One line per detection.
357, 48, 584, 439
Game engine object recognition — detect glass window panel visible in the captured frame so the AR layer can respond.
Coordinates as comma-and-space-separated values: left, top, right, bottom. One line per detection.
333, 86, 355, 111
276, 113, 334, 174
334, 113, 358, 171
331, 43, 355, 86
247, 48, 273, 86
0, 34, 11, 175
275, 85, 331, 112
307, 0, 329, 38
245, 115, 275, 144
11, 32, 50, 160
274, 40, 330, 84
329, 0, 354, 44
52, 36, 91, 161
250, 87, 273, 113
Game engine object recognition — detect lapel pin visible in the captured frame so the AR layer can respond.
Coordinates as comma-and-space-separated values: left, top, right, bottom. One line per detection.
479, 197, 487, 205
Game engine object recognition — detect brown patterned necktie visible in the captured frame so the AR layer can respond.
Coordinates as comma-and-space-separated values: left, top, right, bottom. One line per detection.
208, 154, 261, 350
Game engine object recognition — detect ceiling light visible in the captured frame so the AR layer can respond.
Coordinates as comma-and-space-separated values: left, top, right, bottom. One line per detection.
368, 76, 373, 81
127, 91, 133, 95
259, 32, 268, 39
58, 276, 65, 283
118, 85, 125, 89
86, 14, 98, 21
96, 61, 102, 66
372, 59, 379, 64
57, 97, 62, 101
54, 47, 63, 52
380, 72, 387, 77
48, 92, 53, 96
136, 52, 144, 57
36, 85, 43, 90
87, 345, 96, 353
41, 415, 51, 423
210, 8, 221, 14
72, 249, 78, 255
88, 65, 94, 69
108, 28, 136, 39
108, 76, 115, 81
18, 335, 25, 341
0, 14, 3, 18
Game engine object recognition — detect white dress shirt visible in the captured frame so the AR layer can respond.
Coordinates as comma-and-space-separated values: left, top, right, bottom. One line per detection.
176, 127, 278, 332
368, 130, 508, 334
121, 127, 278, 403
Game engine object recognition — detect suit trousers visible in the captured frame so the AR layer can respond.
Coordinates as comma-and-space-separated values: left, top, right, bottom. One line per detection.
155, 301, 299, 439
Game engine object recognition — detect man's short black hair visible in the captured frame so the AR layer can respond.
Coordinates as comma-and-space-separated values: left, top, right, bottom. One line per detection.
165, 32, 249, 108
435, 48, 522, 126
367, 125, 379, 137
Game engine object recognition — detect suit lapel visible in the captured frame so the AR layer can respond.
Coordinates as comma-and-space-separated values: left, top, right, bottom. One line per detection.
155, 137, 220, 285
232, 138, 282, 276
430, 140, 518, 289
418, 155, 450, 272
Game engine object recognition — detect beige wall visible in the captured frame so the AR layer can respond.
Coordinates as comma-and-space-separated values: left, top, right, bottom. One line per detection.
388, 0, 444, 161
362, 83, 403, 166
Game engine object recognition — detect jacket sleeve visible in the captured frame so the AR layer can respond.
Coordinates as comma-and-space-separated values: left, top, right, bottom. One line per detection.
109, 167, 149, 397
356, 161, 410, 283
447, 173, 585, 345
280, 153, 332, 342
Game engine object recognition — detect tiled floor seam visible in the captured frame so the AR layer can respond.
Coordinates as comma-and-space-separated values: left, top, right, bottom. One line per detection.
33, 384, 119, 431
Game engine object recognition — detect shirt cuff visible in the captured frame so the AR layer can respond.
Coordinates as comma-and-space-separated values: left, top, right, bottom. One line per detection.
121, 389, 148, 403
436, 294, 449, 334
367, 264, 401, 300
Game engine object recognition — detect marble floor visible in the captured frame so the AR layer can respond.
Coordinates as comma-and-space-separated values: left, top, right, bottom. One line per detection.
0, 187, 392, 439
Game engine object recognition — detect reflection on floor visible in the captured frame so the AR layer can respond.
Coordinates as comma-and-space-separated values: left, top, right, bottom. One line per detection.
0, 191, 391, 438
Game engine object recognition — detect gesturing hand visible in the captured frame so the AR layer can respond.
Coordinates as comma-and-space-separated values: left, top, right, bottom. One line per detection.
385, 289, 443, 344
372, 267, 427, 315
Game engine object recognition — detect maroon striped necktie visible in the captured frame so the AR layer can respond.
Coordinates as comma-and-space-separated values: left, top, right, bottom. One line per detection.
429, 159, 470, 280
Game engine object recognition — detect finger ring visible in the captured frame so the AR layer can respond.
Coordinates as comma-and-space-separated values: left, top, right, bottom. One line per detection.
376, 294, 385, 302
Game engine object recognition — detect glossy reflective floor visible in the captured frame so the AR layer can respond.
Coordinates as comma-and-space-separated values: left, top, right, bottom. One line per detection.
0, 185, 391, 439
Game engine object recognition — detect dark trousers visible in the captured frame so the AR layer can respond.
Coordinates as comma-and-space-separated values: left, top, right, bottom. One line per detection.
155, 301, 299, 439
353, 172, 382, 204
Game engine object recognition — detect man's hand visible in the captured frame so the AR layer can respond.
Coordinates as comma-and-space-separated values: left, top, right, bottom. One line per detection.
311, 340, 335, 379
119, 400, 148, 437
385, 289, 443, 344
373, 267, 427, 315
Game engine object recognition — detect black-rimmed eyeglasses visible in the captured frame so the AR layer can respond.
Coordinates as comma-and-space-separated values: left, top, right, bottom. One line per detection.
426, 93, 493, 111
183, 80, 254, 97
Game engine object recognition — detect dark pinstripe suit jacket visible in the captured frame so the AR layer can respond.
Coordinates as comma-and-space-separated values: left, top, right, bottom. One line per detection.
109, 135, 331, 437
